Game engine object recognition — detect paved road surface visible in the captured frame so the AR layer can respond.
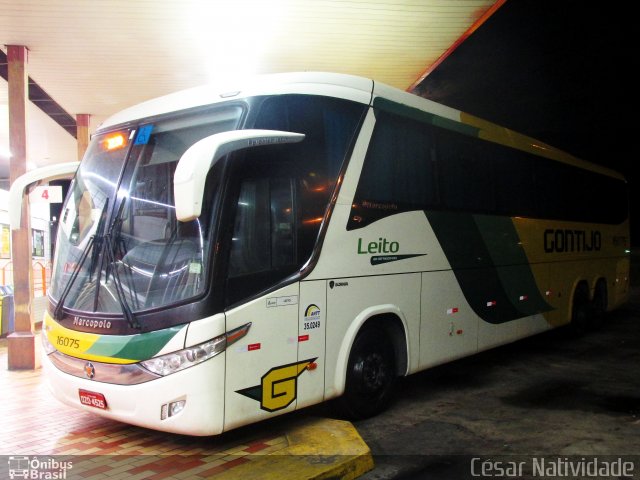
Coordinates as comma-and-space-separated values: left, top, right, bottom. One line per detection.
350, 287, 640, 479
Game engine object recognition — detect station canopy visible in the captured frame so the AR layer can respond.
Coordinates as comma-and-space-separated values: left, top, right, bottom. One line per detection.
0, 0, 500, 178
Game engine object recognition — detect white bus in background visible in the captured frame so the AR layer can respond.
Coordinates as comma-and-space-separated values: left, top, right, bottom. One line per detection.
0, 188, 52, 294
13, 72, 628, 435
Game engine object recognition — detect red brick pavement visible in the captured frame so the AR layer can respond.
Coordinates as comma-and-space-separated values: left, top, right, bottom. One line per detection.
0, 334, 291, 479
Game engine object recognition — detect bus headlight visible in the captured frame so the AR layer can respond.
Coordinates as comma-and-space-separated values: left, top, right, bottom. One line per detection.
140, 322, 251, 376
141, 335, 226, 376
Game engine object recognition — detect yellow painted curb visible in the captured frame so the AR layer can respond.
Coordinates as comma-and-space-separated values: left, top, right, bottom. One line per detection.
214, 417, 374, 479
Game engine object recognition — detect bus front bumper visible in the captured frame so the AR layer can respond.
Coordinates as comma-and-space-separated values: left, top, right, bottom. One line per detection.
41, 349, 226, 436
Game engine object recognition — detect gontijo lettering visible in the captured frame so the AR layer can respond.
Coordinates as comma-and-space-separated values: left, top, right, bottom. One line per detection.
544, 229, 601, 253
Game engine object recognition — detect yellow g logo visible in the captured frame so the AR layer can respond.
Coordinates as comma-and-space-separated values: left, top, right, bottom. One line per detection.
236, 358, 317, 412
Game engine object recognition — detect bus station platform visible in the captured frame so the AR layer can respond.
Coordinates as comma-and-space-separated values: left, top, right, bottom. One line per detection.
0, 333, 373, 480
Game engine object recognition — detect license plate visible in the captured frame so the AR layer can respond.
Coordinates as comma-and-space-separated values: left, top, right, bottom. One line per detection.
79, 389, 108, 410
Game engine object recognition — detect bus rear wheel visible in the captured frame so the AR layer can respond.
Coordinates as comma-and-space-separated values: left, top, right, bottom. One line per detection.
590, 280, 608, 329
335, 327, 396, 420
570, 283, 590, 335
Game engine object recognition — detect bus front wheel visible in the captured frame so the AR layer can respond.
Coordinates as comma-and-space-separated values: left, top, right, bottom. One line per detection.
335, 327, 396, 420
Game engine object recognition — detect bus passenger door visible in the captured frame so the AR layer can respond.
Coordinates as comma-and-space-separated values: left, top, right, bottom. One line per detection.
224, 283, 300, 432
221, 173, 304, 431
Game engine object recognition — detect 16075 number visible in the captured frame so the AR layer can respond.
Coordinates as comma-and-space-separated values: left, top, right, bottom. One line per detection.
57, 335, 80, 349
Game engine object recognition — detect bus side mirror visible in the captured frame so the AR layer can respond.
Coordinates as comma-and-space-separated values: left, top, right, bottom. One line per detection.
173, 129, 304, 222
8, 161, 80, 230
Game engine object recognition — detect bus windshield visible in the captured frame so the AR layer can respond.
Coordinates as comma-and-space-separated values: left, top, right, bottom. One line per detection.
50, 105, 243, 316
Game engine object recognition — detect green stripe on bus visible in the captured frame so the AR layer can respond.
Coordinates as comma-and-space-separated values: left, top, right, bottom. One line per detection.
372, 97, 479, 138
86, 325, 185, 361
425, 211, 551, 324
474, 215, 552, 316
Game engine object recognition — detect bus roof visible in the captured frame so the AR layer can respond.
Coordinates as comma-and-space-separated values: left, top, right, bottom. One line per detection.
99, 72, 625, 182
372, 80, 625, 181
99, 72, 375, 130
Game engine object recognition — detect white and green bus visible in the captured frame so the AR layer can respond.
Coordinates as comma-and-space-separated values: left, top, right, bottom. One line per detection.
13, 73, 629, 435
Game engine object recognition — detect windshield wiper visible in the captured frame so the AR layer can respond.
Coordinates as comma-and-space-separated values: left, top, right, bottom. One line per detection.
53, 200, 110, 321
53, 235, 95, 320
53, 199, 140, 330
92, 199, 140, 329
103, 229, 140, 330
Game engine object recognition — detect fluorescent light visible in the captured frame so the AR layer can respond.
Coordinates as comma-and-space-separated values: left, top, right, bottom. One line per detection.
186, 1, 284, 83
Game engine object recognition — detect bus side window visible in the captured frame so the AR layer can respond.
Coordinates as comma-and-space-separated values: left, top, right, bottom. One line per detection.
226, 176, 297, 305
228, 179, 271, 276
358, 110, 435, 207
349, 109, 436, 228
436, 128, 495, 213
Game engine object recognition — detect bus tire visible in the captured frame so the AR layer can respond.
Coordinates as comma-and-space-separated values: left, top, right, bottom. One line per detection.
590, 280, 608, 329
335, 327, 396, 420
570, 283, 590, 336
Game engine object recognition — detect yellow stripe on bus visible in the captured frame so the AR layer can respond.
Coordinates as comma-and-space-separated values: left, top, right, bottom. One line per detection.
43, 313, 138, 365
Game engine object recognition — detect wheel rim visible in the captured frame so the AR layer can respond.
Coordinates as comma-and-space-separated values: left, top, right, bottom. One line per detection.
355, 351, 391, 394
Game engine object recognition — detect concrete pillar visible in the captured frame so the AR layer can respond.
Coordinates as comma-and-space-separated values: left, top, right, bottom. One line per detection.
7, 45, 36, 370
76, 114, 90, 160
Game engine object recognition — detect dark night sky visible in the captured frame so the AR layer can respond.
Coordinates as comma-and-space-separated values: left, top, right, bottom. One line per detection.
414, 0, 638, 243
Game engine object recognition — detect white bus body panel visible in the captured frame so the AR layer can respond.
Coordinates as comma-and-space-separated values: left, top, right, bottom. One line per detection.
419, 270, 479, 368
297, 280, 328, 409
185, 313, 226, 347
42, 350, 226, 436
